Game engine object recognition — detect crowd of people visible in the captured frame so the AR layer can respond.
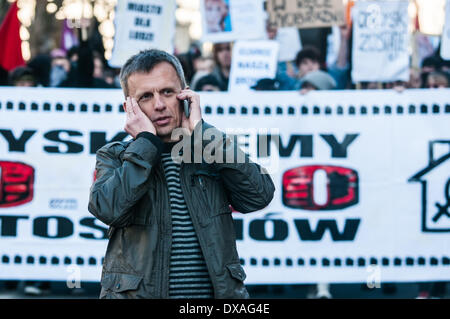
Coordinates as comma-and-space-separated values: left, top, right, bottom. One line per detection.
0, 22, 449, 299
2, 24, 449, 94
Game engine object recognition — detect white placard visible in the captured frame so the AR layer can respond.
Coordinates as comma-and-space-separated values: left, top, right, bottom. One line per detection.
351, 1, 410, 83
326, 25, 341, 67
228, 40, 280, 91
441, 0, 450, 59
108, 0, 176, 67
200, 0, 265, 43
275, 27, 302, 62
0, 87, 449, 284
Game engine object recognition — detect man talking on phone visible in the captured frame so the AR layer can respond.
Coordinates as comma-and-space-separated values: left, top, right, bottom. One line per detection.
88, 49, 275, 299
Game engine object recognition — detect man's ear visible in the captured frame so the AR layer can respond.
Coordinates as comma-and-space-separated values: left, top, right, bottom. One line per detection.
123, 101, 127, 112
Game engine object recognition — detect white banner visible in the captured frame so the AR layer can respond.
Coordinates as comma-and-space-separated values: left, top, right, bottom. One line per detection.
109, 0, 176, 67
228, 40, 279, 91
441, 0, 450, 60
0, 87, 449, 284
200, 0, 265, 43
351, 1, 410, 83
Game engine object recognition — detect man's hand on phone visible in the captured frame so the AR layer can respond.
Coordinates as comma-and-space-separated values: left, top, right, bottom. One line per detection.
177, 87, 202, 135
124, 97, 156, 138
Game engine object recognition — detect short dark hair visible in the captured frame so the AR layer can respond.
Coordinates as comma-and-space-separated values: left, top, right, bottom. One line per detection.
9, 66, 36, 86
250, 78, 280, 91
119, 49, 186, 97
194, 74, 221, 91
421, 55, 442, 70
427, 70, 450, 87
295, 45, 321, 67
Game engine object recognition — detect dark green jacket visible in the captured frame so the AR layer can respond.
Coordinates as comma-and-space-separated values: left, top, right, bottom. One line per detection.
88, 121, 275, 298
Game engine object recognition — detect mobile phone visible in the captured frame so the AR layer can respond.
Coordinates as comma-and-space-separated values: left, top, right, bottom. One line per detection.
182, 99, 190, 118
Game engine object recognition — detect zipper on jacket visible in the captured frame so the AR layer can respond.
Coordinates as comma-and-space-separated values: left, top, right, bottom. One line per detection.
191, 173, 206, 190
180, 163, 218, 298
155, 163, 171, 298
193, 174, 210, 209
198, 176, 206, 190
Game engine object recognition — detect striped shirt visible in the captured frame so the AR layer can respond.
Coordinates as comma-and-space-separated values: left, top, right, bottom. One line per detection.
161, 150, 214, 299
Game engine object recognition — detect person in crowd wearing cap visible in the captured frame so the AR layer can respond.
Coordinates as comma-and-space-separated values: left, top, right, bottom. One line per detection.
282, 45, 322, 90
300, 70, 337, 94
276, 45, 334, 91
276, 25, 351, 91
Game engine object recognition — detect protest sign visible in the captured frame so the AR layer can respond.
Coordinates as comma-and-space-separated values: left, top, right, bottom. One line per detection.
228, 40, 279, 91
351, 1, 410, 83
275, 27, 302, 62
1, 87, 449, 283
266, 0, 345, 29
416, 0, 447, 36
441, 0, 450, 59
200, 0, 265, 43
109, 0, 175, 67
326, 25, 341, 67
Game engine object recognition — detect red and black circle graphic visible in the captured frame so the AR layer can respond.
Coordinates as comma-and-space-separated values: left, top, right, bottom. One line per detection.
282, 165, 359, 211
0, 161, 34, 207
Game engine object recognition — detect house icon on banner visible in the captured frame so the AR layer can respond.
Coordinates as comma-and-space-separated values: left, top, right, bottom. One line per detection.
408, 140, 450, 232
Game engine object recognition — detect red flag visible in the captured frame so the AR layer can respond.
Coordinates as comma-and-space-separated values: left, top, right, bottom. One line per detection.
0, 1, 25, 71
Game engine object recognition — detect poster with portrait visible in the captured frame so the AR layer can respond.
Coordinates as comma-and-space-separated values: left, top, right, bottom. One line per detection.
200, 0, 265, 43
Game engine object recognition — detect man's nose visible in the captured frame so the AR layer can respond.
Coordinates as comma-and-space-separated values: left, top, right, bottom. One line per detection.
153, 94, 166, 111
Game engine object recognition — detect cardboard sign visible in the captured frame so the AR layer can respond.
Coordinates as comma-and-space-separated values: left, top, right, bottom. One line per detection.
441, 0, 450, 59
351, 1, 410, 83
228, 40, 280, 91
266, 0, 345, 29
200, 0, 265, 43
109, 0, 176, 67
